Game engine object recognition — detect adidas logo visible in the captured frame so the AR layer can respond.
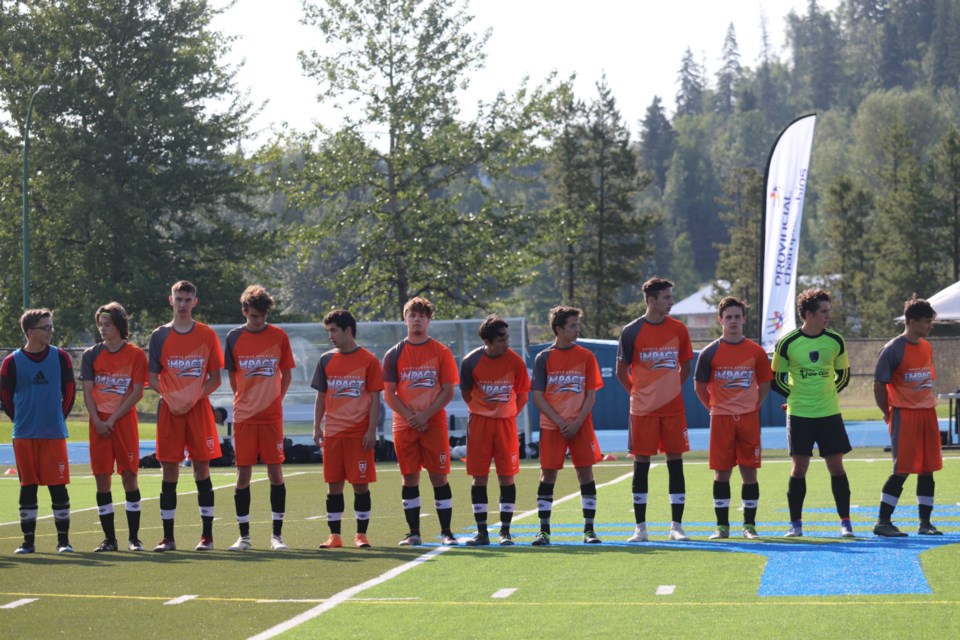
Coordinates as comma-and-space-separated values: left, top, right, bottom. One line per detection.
32, 371, 49, 385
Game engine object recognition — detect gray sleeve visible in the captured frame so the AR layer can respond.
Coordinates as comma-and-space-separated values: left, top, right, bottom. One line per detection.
531, 350, 549, 392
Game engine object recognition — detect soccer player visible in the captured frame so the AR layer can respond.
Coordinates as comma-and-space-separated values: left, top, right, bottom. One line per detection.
616, 278, 694, 542
460, 315, 531, 546
873, 297, 944, 537
312, 309, 383, 549
382, 297, 460, 547
224, 285, 296, 552
772, 288, 853, 538
80, 303, 148, 552
0, 309, 76, 554
530, 306, 603, 546
694, 297, 772, 540
149, 280, 224, 551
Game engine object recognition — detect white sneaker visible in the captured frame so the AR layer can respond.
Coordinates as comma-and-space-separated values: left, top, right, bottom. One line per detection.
228, 536, 252, 551
270, 535, 289, 551
668, 524, 690, 541
626, 523, 649, 543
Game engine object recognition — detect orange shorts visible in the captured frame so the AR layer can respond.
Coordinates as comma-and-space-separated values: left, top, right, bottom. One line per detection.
629, 413, 690, 456
709, 412, 761, 470
466, 414, 519, 477
234, 422, 285, 466
89, 411, 140, 476
156, 398, 221, 463
539, 422, 602, 470
13, 438, 70, 486
890, 407, 942, 475
322, 436, 376, 484
394, 425, 451, 476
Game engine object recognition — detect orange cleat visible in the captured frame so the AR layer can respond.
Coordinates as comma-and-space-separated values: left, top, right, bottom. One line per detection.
354, 533, 371, 548
319, 534, 343, 549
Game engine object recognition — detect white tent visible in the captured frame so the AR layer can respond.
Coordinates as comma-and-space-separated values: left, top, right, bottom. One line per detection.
896, 281, 960, 322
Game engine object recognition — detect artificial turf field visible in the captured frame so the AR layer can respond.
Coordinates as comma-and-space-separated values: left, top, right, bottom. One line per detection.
1, 449, 959, 639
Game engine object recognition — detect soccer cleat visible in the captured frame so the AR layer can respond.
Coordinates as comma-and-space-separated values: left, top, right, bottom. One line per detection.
355, 533, 371, 548
464, 532, 490, 547
784, 522, 803, 538
742, 525, 760, 539
873, 520, 907, 537
128, 539, 144, 552
14, 542, 35, 555
93, 539, 119, 552
195, 535, 214, 551
709, 525, 730, 540
440, 532, 459, 546
319, 534, 343, 549
668, 524, 690, 541
227, 536, 253, 551
840, 519, 855, 538
397, 532, 422, 547
583, 530, 602, 544
498, 531, 514, 546
153, 538, 177, 552
918, 522, 943, 536
270, 535, 289, 551
57, 543, 74, 554
626, 523, 649, 543
531, 531, 551, 546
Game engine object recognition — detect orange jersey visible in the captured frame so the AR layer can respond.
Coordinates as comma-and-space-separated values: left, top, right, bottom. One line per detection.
875, 336, 937, 410
148, 322, 224, 415
694, 338, 773, 416
459, 347, 530, 419
382, 338, 459, 432
616, 316, 694, 416
311, 347, 384, 438
224, 324, 296, 424
531, 344, 603, 430
80, 342, 148, 416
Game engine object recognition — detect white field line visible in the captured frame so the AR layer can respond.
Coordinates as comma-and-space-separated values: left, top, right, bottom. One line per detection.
492, 588, 517, 599
248, 470, 636, 640
656, 585, 676, 596
164, 595, 198, 606
0, 598, 38, 609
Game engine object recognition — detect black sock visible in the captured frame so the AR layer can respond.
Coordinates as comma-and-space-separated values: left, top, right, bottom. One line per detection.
917, 474, 935, 523
537, 481, 555, 534
160, 480, 178, 539
19, 484, 38, 546
499, 484, 516, 534
742, 482, 759, 526
271, 483, 286, 536
580, 481, 597, 531
434, 483, 453, 534
196, 477, 214, 539
667, 459, 685, 523
125, 489, 141, 541
831, 473, 851, 520
326, 493, 345, 535
878, 474, 906, 521
401, 485, 421, 535
96, 491, 116, 541
787, 476, 806, 523
235, 486, 251, 537
49, 484, 70, 546
713, 480, 731, 527
355, 491, 371, 535
471, 485, 488, 535
632, 461, 650, 524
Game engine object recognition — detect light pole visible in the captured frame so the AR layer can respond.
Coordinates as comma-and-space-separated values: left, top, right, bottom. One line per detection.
22, 84, 50, 309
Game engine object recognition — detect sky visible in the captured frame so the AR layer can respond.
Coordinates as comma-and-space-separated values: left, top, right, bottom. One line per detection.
212, 0, 841, 145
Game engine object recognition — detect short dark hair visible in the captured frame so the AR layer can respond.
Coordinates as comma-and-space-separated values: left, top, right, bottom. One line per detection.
403, 297, 434, 319
323, 309, 357, 337
240, 285, 275, 314
718, 296, 748, 317
797, 288, 831, 319
642, 278, 674, 302
96, 302, 130, 340
904, 296, 936, 323
478, 315, 509, 343
548, 306, 581, 336
171, 280, 197, 296
20, 308, 52, 335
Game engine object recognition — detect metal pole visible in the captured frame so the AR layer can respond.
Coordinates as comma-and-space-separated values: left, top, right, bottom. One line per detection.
22, 85, 49, 310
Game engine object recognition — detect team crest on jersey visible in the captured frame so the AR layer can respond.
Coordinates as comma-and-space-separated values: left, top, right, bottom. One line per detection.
808, 350, 820, 363
401, 368, 438, 389
439, 453, 447, 466
358, 460, 368, 475
640, 349, 679, 370
168, 356, 206, 377
715, 369, 754, 389
330, 378, 364, 398
96, 373, 132, 395
277, 440, 284, 453
206, 437, 215, 451
479, 382, 512, 403
904, 370, 933, 389
58, 462, 65, 476
548, 373, 585, 394
240, 356, 279, 378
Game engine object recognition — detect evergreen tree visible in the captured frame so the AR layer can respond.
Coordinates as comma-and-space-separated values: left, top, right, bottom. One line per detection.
676, 47, 706, 118
932, 126, 960, 281
638, 95, 675, 192
715, 23, 742, 115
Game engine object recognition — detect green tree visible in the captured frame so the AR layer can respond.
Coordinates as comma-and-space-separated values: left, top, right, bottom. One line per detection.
715, 23, 742, 115
676, 48, 706, 118
0, 0, 262, 344
638, 96, 675, 193
293, 0, 556, 319
932, 125, 960, 281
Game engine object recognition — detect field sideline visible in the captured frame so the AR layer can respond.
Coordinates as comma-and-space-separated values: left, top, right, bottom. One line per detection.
1, 451, 959, 639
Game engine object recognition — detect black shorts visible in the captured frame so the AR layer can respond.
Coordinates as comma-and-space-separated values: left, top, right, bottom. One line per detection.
786, 413, 852, 457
